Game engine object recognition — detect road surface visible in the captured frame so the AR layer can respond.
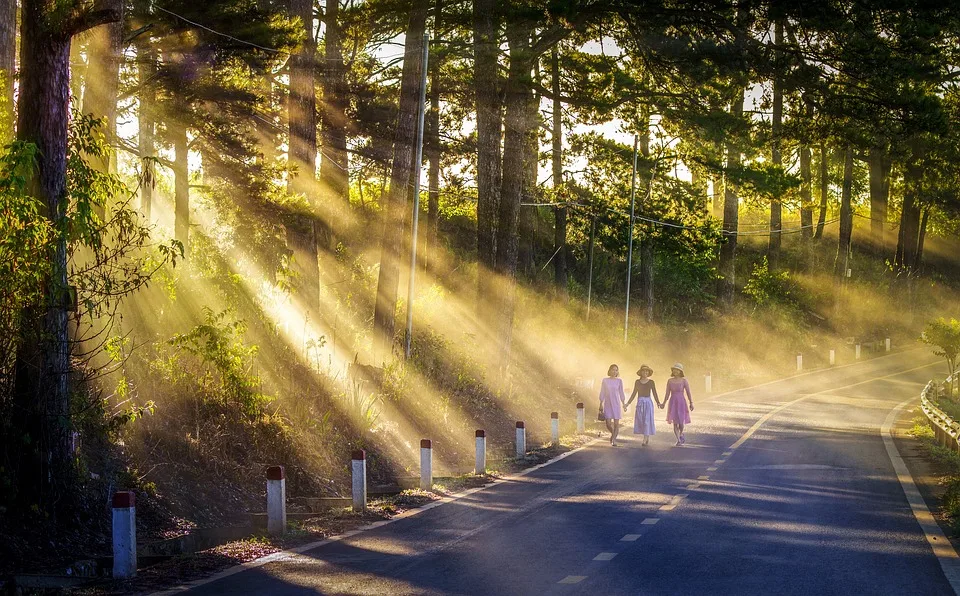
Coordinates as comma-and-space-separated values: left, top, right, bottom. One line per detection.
175, 351, 957, 595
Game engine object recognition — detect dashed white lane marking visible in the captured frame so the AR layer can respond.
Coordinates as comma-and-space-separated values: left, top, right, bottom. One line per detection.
559, 576, 587, 584
698, 475, 710, 480
714, 459, 725, 465
659, 504, 676, 511
686, 483, 700, 489
621, 534, 641, 542
883, 396, 960, 593
594, 552, 617, 561
722, 451, 733, 457
707, 466, 718, 472
641, 518, 659, 525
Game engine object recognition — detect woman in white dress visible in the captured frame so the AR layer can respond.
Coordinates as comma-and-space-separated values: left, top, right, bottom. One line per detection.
624, 365, 660, 446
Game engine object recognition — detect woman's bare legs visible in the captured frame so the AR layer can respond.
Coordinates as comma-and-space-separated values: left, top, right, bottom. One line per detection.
611, 420, 621, 445
673, 422, 681, 445
678, 422, 685, 444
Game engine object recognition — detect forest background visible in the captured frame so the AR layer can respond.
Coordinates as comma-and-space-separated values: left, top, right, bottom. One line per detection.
1, 0, 960, 571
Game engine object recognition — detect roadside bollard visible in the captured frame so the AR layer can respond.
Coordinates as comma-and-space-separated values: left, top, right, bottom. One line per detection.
475, 430, 486, 475
829, 349, 836, 366
420, 439, 433, 490
266, 466, 286, 536
705, 372, 713, 394
112, 491, 137, 579
352, 450, 366, 512
856, 344, 861, 360
551, 412, 560, 445
576, 403, 585, 434
515, 421, 526, 458
886, 338, 891, 352
797, 353, 803, 372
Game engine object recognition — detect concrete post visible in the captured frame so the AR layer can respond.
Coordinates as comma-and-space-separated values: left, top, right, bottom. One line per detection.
576, 403, 585, 434
515, 421, 526, 458
705, 372, 713, 394
550, 412, 560, 445
855, 344, 861, 360
420, 439, 432, 490
797, 353, 803, 372
475, 430, 486, 475
886, 338, 891, 352
351, 450, 366, 512
112, 491, 137, 579
266, 466, 286, 536
829, 349, 836, 366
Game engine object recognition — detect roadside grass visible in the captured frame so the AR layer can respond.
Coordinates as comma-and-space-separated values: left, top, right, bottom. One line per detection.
73, 434, 595, 594
908, 415, 960, 535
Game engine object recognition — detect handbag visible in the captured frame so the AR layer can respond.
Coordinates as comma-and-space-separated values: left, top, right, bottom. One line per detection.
597, 404, 605, 421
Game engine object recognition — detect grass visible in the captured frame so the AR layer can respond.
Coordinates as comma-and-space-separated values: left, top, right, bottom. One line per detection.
908, 415, 960, 535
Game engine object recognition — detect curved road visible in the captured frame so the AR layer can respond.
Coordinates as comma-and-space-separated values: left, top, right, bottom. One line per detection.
173, 351, 956, 595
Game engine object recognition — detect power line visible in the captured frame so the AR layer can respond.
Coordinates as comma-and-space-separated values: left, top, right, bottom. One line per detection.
155, 7, 289, 54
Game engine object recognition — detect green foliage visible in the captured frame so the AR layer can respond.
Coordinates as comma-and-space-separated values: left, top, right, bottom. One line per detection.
921, 318, 960, 379
166, 307, 272, 420
743, 257, 795, 310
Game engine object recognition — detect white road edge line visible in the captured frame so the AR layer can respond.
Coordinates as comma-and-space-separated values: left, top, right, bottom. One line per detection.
883, 396, 960, 594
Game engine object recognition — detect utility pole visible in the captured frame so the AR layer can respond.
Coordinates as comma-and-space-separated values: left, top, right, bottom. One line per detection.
404, 31, 430, 360
624, 134, 638, 344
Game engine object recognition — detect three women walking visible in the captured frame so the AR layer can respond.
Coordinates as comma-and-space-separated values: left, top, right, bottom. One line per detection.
599, 362, 694, 447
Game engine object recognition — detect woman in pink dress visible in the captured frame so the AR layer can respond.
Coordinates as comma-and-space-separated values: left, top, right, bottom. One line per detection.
664, 363, 694, 446
599, 364, 626, 446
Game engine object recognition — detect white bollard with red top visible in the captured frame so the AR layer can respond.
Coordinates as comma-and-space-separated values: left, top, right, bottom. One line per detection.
797, 353, 803, 372
705, 372, 713, 394
829, 349, 836, 366
886, 338, 891, 352
515, 421, 526, 458
420, 439, 433, 490
112, 491, 137, 579
352, 450, 366, 512
856, 343, 861, 360
576, 403, 585, 434
475, 430, 486, 475
551, 412, 560, 445
266, 465, 286, 536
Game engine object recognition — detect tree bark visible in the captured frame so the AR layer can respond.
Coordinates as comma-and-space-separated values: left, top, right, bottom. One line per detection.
425, 0, 441, 271
494, 22, 531, 367
0, 0, 15, 138
173, 120, 190, 253
81, 12, 123, 173
136, 27, 156, 220
551, 47, 567, 297
14, 0, 120, 505
638, 109, 653, 323
799, 143, 812, 239
868, 147, 891, 252
835, 145, 853, 277
814, 143, 829, 240
767, 20, 783, 269
897, 159, 922, 272
518, 70, 538, 278
373, 0, 427, 360
915, 206, 929, 271
718, 90, 743, 305
319, 0, 349, 247
288, 0, 320, 314
474, 0, 501, 310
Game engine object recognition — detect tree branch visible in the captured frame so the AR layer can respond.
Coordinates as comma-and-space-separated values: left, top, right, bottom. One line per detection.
64, 1, 121, 38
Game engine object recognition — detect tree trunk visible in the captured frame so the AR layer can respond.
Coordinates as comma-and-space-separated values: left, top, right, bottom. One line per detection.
767, 20, 783, 269
814, 143, 829, 240
288, 0, 320, 313
81, 13, 123, 174
173, 120, 190, 253
14, 0, 120, 505
494, 23, 531, 367
915, 206, 929, 271
897, 159, 922, 272
474, 0, 501, 310
718, 90, 743, 305
319, 0, 349, 247
0, 0, 15, 138
799, 144, 812, 239
137, 30, 156, 220
373, 0, 428, 360
835, 145, 853, 277
638, 109, 653, 322
551, 47, 567, 297
868, 147, 891, 252
518, 72, 538, 278
425, 0, 441, 271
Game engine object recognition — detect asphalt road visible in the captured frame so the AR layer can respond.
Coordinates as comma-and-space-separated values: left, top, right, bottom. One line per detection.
180, 351, 955, 595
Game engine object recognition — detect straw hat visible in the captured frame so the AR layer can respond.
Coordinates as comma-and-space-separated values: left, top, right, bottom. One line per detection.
671, 363, 685, 377
637, 364, 654, 376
